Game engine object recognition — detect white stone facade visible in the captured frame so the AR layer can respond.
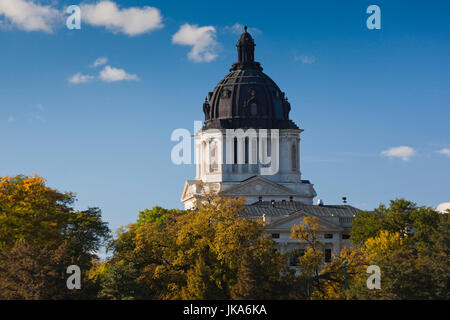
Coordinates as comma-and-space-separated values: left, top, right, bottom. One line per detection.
181, 128, 317, 209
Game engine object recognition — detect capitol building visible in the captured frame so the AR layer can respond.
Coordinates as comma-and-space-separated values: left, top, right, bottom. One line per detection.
181, 27, 360, 262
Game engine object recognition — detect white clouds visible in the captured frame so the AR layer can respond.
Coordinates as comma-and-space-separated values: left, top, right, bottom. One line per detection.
172, 24, 218, 62
69, 58, 139, 84
81, 1, 163, 36
91, 57, 108, 68
381, 146, 415, 161
224, 23, 261, 35
0, 0, 60, 33
0, 1, 164, 36
294, 55, 316, 64
438, 148, 450, 157
7, 115, 15, 123
99, 65, 139, 82
69, 72, 95, 84
436, 202, 450, 213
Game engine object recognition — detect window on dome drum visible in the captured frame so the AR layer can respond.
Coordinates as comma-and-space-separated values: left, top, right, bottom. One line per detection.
233, 137, 238, 164
271, 233, 280, 239
291, 143, 297, 172
210, 140, 218, 172
342, 234, 351, 240
244, 137, 249, 164
250, 137, 257, 169
250, 102, 258, 115
324, 233, 333, 239
202, 141, 207, 174
324, 249, 332, 263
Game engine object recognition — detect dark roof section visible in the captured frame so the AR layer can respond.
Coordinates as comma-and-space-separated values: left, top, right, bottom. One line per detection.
244, 201, 361, 218
202, 27, 299, 130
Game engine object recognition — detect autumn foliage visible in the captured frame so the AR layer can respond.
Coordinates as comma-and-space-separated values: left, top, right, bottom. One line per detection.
0, 175, 110, 299
0, 175, 448, 300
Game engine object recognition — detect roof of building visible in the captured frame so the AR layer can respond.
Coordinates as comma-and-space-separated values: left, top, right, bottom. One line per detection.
202, 26, 299, 130
244, 201, 361, 218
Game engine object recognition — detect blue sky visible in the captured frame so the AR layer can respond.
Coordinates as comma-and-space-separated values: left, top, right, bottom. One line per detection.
1, 0, 449, 232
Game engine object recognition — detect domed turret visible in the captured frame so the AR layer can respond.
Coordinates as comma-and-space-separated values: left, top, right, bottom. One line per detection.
202, 26, 299, 130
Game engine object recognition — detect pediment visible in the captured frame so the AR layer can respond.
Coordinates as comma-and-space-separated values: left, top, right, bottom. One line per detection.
267, 211, 344, 232
181, 180, 200, 202
221, 176, 297, 197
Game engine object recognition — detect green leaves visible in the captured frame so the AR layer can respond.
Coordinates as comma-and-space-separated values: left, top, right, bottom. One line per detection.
351, 199, 442, 251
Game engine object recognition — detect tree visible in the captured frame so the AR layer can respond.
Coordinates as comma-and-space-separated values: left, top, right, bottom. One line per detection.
350, 210, 385, 247
319, 247, 369, 300
350, 247, 449, 300
231, 242, 293, 300
351, 199, 441, 251
289, 216, 326, 298
137, 206, 184, 227
94, 261, 148, 300
290, 216, 323, 276
364, 230, 406, 260
0, 240, 99, 299
0, 175, 110, 299
102, 194, 293, 299
348, 215, 449, 300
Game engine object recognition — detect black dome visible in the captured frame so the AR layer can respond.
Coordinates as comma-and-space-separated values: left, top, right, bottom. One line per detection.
202, 27, 299, 130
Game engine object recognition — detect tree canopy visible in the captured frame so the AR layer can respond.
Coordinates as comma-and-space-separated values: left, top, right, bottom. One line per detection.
96, 195, 295, 299
0, 175, 110, 299
0, 175, 447, 300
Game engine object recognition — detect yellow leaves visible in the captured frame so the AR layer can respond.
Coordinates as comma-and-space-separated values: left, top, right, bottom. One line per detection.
114, 193, 287, 299
290, 216, 323, 256
297, 247, 323, 271
0, 174, 77, 249
315, 246, 370, 300
88, 261, 108, 281
290, 216, 320, 242
364, 230, 405, 260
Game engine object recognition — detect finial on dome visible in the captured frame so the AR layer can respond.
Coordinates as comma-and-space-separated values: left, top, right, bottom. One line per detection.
236, 26, 255, 64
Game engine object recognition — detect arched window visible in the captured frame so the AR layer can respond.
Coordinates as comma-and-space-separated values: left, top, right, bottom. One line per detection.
291, 143, 297, 172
